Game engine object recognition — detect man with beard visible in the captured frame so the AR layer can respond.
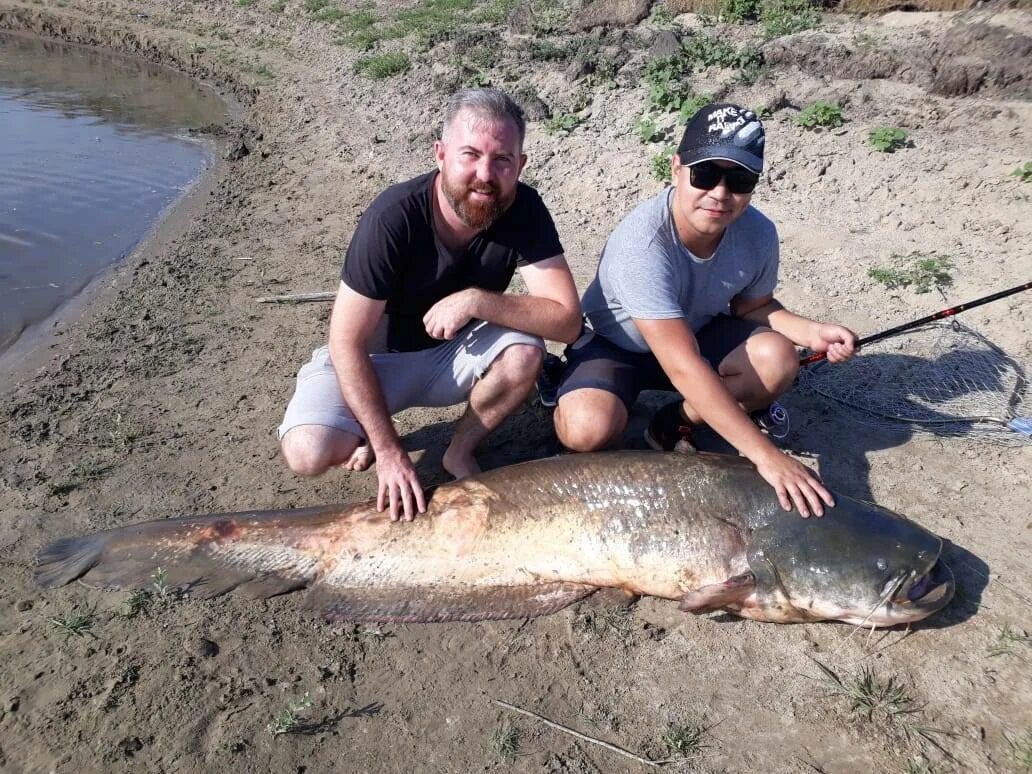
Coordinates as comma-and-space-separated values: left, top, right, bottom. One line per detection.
278, 88, 581, 521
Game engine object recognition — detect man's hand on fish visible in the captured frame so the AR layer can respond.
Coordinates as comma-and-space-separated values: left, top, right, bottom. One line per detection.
753, 449, 834, 518
375, 447, 427, 522
809, 323, 858, 364
423, 288, 479, 341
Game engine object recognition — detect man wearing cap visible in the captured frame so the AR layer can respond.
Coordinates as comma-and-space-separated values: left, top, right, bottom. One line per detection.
549, 103, 857, 518
278, 87, 581, 521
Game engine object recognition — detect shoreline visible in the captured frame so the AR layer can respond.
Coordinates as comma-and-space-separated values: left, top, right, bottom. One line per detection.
0, 138, 228, 390
0, 22, 246, 391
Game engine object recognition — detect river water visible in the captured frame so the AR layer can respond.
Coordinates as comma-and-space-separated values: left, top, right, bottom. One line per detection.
0, 32, 226, 359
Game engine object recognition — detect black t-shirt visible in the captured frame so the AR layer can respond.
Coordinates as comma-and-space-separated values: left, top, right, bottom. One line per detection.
341, 171, 564, 352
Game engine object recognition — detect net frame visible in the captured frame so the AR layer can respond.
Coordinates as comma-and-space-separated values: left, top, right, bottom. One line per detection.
796, 319, 1031, 445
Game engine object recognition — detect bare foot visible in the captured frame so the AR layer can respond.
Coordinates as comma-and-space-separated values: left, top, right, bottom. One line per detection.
441, 446, 481, 480
341, 442, 375, 471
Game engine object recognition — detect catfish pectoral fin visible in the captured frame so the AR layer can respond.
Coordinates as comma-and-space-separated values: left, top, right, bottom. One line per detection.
307, 581, 599, 624
678, 572, 756, 614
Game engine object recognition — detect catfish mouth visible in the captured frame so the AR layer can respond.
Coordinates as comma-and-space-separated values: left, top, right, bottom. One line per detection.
863, 559, 955, 626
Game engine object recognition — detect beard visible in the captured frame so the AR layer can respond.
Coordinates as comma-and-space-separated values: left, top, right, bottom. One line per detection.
440, 173, 516, 231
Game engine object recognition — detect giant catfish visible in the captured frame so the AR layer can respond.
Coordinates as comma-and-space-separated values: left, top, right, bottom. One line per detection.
35, 451, 955, 626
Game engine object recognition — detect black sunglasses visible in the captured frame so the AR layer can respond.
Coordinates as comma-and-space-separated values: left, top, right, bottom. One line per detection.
687, 161, 760, 194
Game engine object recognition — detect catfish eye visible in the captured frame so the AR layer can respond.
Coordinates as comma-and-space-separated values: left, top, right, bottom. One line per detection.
876, 558, 888, 571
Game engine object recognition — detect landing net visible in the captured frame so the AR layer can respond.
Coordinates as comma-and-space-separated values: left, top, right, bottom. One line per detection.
796, 320, 1031, 445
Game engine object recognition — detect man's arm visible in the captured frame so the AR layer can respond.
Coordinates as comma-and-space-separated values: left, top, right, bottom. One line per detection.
635, 316, 834, 518
328, 281, 426, 521
421, 255, 582, 344
733, 296, 857, 364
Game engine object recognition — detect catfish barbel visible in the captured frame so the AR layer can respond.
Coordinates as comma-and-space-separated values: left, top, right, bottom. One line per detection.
34, 452, 955, 626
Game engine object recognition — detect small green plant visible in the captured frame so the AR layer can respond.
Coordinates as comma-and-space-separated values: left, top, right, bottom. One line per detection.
648, 2, 675, 27
868, 252, 953, 294
678, 93, 713, 123
49, 605, 98, 640
150, 568, 184, 607
814, 660, 919, 722
722, 0, 760, 22
1005, 730, 1032, 770
662, 721, 707, 758
268, 693, 314, 735
268, 0, 285, 11
303, 0, 329, 11
1011, 161, 1032, 183
636, 116, 663, 143
795, 101, 844, 129
491, 720, 520, 763
236, 0, 256, 6
544, 113, 582, 136
869, 127, 909, 153
354, 52, 410, 79
643, 56, 690, 113
314, 6, 347, 22
650, 149, 674, 182
987, 625, 1030, 657
760, 0, 820, 38
120, 589, 153, 619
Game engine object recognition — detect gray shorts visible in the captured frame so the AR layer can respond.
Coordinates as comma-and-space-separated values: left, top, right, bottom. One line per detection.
277, 321, 544, 439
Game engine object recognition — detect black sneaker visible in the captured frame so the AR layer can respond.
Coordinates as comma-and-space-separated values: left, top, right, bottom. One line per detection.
644, 400, 697, 453
751, 400, 790, 440
535, 353, 565, 408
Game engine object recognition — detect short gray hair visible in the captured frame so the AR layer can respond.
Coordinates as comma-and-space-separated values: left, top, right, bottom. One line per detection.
441, 88, 526, 149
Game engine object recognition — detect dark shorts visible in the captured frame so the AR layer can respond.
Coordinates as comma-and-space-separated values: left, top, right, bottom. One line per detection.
556, 315, 769, 410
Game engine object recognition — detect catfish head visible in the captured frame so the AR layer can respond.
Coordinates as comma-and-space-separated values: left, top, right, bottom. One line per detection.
680, 495, 955, 627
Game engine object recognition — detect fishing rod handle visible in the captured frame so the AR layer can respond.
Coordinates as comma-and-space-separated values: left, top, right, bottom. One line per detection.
798, 280, 1032, 366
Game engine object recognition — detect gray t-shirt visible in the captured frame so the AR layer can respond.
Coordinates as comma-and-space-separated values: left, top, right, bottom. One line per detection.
582, 187, 779, 353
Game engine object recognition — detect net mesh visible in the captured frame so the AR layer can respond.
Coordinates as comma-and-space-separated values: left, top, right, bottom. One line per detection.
796, 320, 1031, 445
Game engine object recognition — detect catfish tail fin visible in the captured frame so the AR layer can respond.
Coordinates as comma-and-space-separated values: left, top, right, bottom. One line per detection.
33, 505, 357, 599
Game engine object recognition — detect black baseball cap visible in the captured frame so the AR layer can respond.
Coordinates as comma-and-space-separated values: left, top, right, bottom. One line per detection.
677, 103, 765, 174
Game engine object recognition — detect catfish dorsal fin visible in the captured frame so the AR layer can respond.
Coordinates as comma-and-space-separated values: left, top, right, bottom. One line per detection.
678, 572, 756, 615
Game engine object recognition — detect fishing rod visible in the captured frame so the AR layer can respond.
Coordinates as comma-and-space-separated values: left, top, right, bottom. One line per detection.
800, 280, 1032, 366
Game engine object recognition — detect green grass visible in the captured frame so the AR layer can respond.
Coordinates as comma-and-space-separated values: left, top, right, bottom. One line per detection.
335, 0, 507, 50
814, 660, 919, 722
268, 693, 313, 735
491, 720, 520, 763
120, 589, 153, 619
354, 52, 410, 79
678, 92, 714, 123
987, 625, 1030, 657
869, 126, 909, 153
720, 0, 759, 21
236, 0, 256, 6
49, 605, 98, 641
760, 0, 820, 38
1011, 161, 1032, 183
662, 721, 707, 758
796, 101, 843, 129
1006, 730, 1032, 770
268, 0, 285, 11
868, 252, 953, 294
544, 113, 582, 136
